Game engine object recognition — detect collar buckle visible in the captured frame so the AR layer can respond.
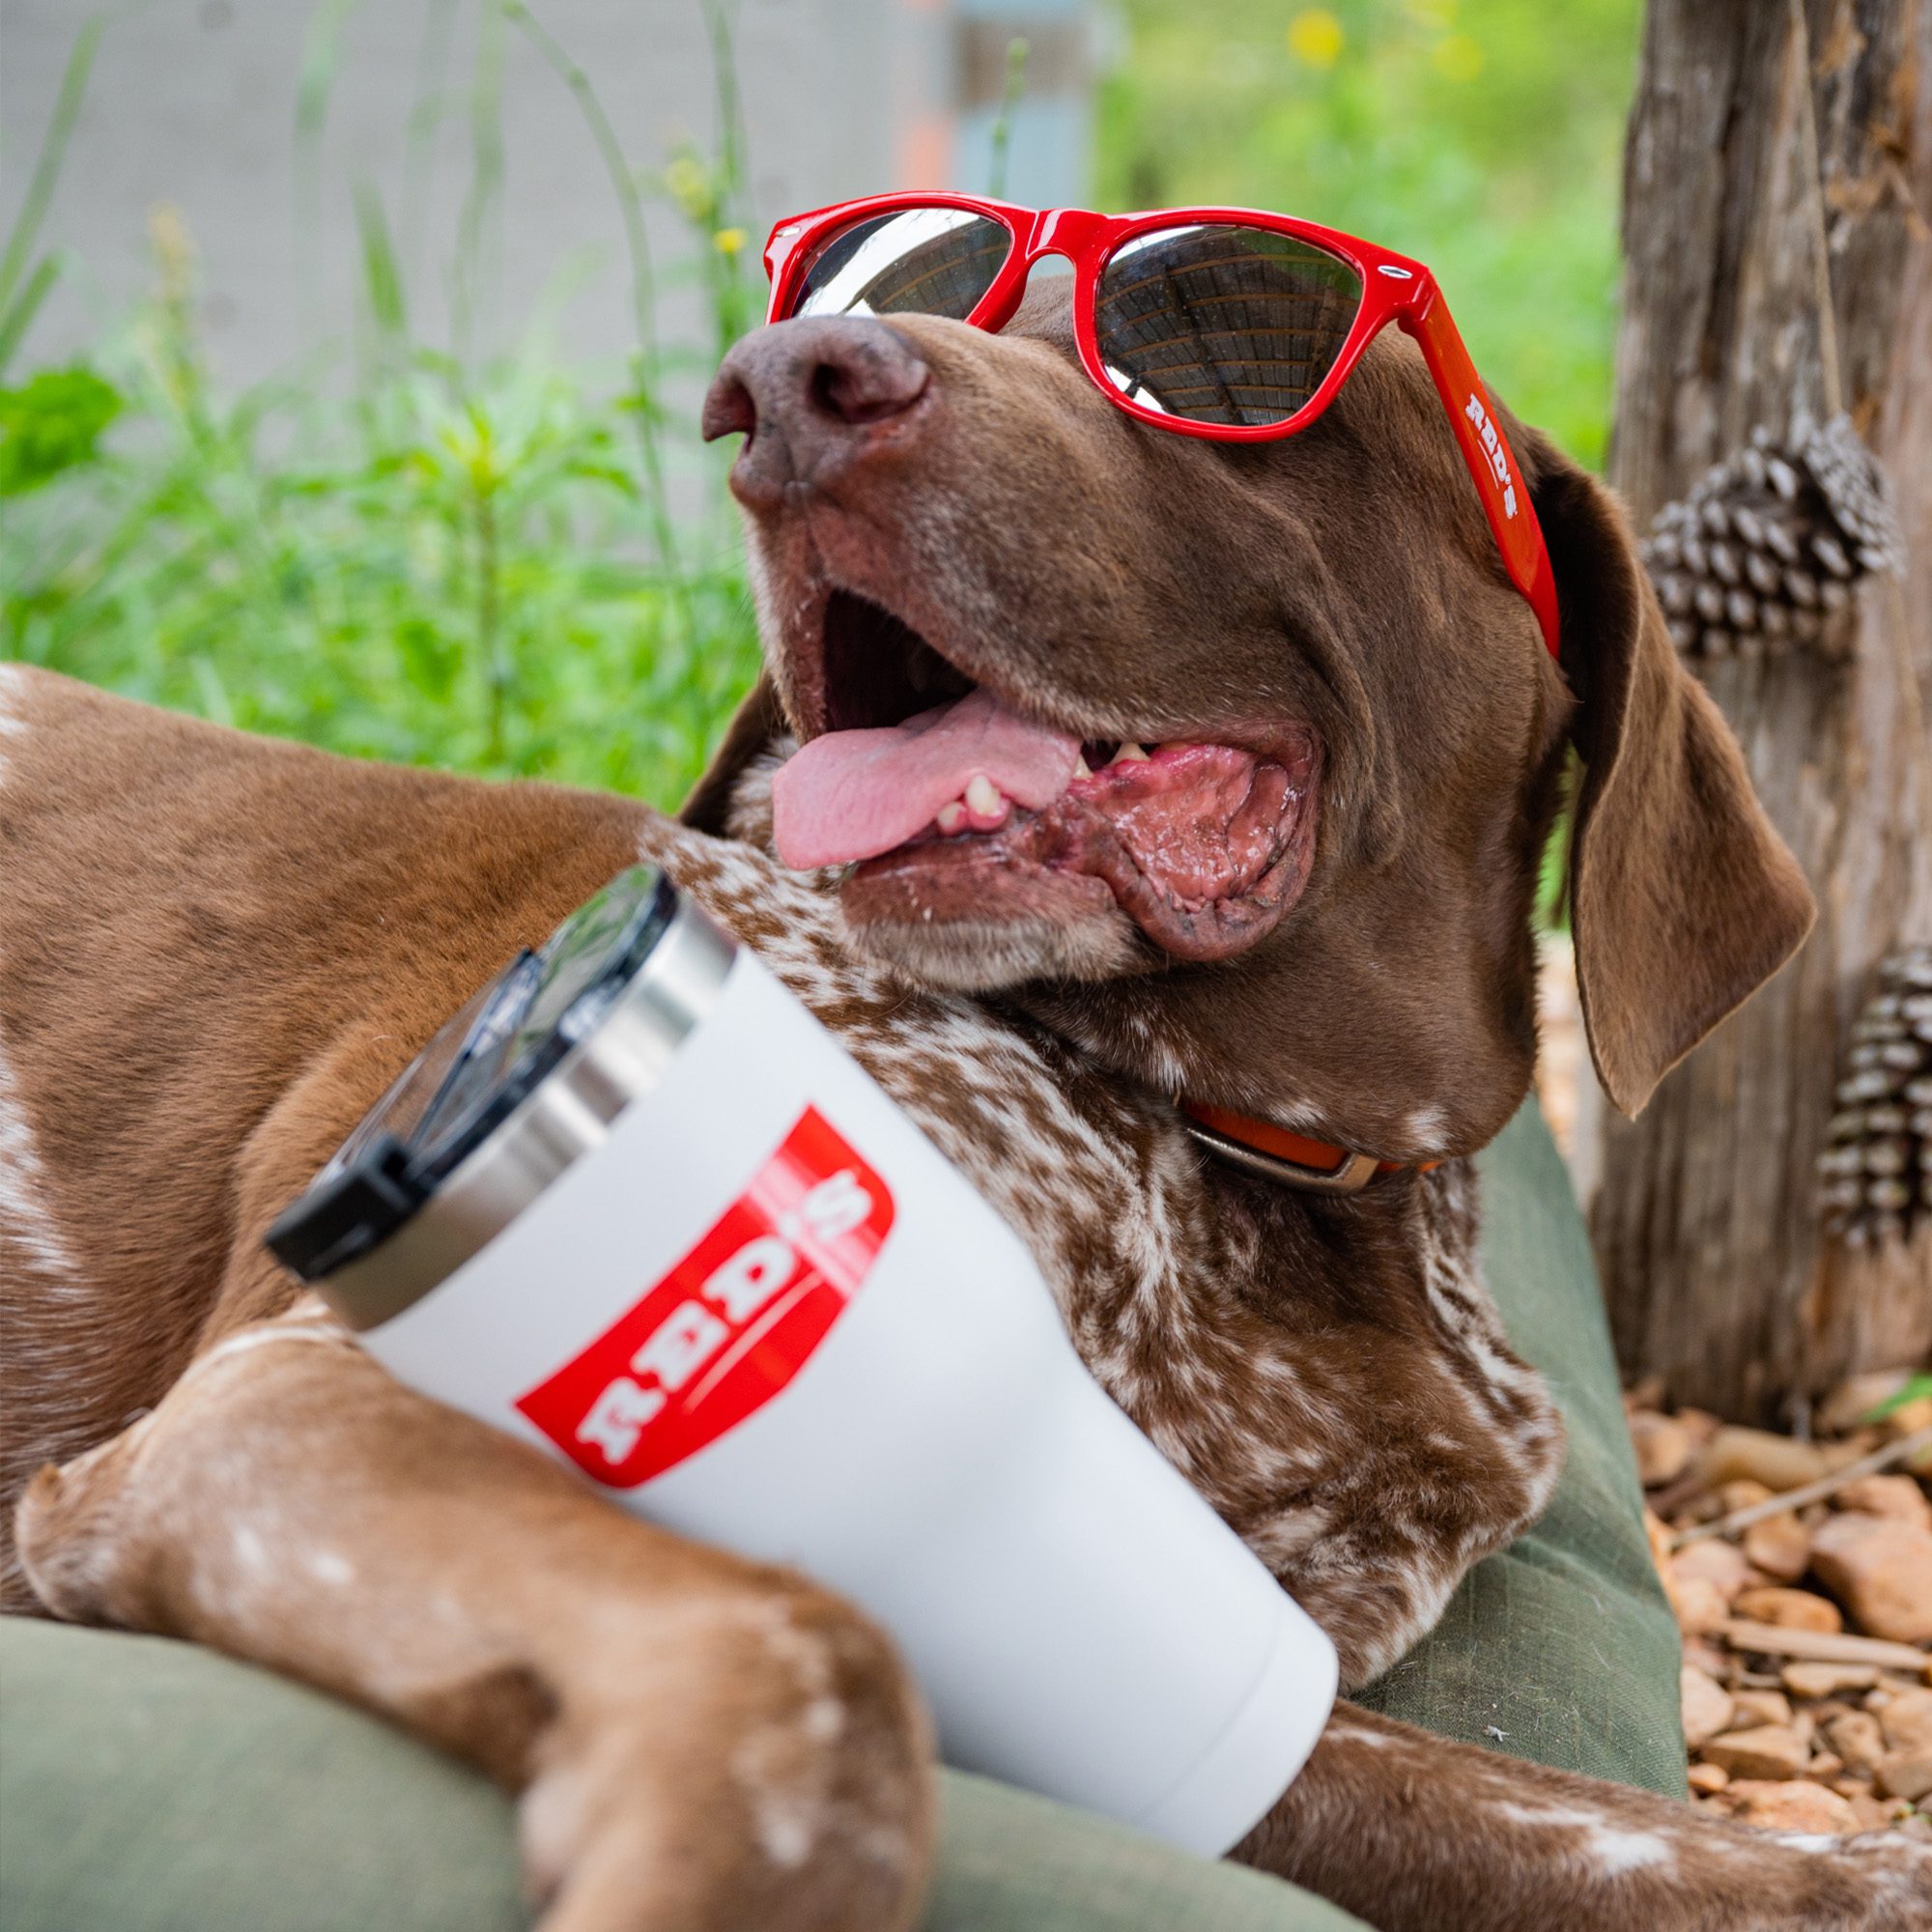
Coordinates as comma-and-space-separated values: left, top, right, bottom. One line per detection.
1181, 1120, 1384, 1195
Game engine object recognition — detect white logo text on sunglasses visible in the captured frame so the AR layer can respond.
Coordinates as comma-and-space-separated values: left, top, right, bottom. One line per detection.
1463, 394, 1519, 521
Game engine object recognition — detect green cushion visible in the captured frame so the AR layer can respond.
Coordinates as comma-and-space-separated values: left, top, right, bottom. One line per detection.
0, 1101, 1678, 1932
0, 1620, 1363, 1932
1356, 1105, 1688, 1799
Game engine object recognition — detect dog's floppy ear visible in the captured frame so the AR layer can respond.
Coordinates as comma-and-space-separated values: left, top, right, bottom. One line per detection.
679, 671, 787, 835
1529, 444, 1815, 1117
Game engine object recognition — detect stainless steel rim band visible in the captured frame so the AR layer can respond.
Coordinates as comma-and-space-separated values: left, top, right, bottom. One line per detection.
315, 899, 739, 1332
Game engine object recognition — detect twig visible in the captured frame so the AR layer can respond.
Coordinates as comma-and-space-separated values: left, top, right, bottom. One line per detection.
1720, 1619, 1929, 1673
1671, 1423, 1932, 1549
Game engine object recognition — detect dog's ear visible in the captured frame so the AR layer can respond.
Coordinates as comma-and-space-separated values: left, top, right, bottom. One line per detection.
679, 671, 787, 835
1528, 443, 1815, 1117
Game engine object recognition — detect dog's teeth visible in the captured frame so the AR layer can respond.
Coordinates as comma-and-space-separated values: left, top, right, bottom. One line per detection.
965, 774, 1002, 815
1109, 743, 1150, 764
1072, 753, 1093, 780
936, 801, 968, 835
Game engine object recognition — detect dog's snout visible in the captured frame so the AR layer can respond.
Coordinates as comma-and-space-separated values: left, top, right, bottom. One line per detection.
703, 317, 930, 504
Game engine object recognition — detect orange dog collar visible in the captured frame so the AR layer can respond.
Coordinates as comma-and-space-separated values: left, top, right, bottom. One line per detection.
1180, 1101, 1438, 1195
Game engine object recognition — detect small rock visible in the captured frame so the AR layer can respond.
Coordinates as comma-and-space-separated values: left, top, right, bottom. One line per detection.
1884, 1400, 1932, 1474
1826, 1710, 1888, 1776
1683, 1636, 1732, 1679
1701, 1724, 1809, 1781
1672, 1540, 1754, 1601
1811, 1513, 1932, 1643
1701, 1428, 1829, 1493
1686, 1761, 1730, 1795
1675, 1406, 1722, 1445
1849, 1791, 1905, 1831
1899, 1812, 1932, 1842
1732, 1688, 1795, 1727
1682, 1664, 1736, 1748
1724, 1779, 1860, 1833
1808, 1750, 1846, 1778
1835, 1474, 1932, 1529
1736, 1586, 1842, 1634
1819, 1370, 1915, 1437
1885, 1396, 1932, 1440
1624, 1375, 1666, 1413
1718, 1479, 1776, 1514
1876, 1748, 1932, 1803
1782, 1662, 1880, 1698
1631, 1410, 1693, 1488
1881, 1687, 1932, 1753
1742, 1510, 1811, 1583
1668, 1574, 1732, 1636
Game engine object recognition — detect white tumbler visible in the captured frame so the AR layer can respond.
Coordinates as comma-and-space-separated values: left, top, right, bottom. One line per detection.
268, 866, 1336, 1855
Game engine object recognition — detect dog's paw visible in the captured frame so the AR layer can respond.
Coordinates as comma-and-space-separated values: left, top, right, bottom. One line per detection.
516, 1580, 935, 1932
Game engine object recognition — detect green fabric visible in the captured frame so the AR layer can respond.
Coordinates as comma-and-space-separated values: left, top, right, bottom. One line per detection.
0, 1099, 1678, 1931
0, 1618, 1363, 1932
1355, 1104, 1688, 1799
925, 1774, 1364, 1932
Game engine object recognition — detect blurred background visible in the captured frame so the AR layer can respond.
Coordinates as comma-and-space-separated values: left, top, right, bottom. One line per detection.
0, 0, 1640, 804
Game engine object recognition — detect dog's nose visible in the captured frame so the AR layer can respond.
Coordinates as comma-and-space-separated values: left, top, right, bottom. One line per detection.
702, 317, 931, 505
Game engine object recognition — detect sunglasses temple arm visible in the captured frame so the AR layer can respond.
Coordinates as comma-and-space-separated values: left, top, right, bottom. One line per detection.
1403, 292, 1563, 661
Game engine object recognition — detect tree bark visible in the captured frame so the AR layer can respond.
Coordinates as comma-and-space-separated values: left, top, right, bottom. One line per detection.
1593, 0, 1932, 1423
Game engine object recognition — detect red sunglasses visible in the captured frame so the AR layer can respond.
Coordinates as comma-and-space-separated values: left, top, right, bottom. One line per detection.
763, 192, 1560, 659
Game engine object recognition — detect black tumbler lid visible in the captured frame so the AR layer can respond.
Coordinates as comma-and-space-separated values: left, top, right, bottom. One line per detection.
266, 866, 677, 1282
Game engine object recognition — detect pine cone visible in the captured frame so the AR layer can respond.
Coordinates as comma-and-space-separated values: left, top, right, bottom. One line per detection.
1641, 414, 1903, 664
1819, 948, 1932, 1248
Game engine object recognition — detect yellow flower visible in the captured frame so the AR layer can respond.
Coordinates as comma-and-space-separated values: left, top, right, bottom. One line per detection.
1433, 31, 1484, 82
713, 226, 747, 257
1287, 9, 1345, 70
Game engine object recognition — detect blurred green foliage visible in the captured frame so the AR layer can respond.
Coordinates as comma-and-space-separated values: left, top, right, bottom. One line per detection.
1098, 0, 1642, 467
1, 5, 762, 808
1, 0, 1640, 807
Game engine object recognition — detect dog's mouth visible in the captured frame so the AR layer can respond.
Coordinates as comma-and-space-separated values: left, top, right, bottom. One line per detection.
770, 590, 1321, 966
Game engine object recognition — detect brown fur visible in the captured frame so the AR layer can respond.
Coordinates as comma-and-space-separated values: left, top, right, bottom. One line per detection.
3, 284, 1916, 1931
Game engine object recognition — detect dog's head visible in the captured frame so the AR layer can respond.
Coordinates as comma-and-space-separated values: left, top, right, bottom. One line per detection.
692, 288, 1812, 1157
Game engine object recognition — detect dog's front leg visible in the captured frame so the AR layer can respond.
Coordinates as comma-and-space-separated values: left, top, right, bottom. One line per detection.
1236, 1702, 1931, 1932
14, 1311, 934, 1932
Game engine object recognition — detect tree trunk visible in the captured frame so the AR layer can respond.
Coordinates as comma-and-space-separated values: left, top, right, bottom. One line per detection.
1592, 0, 1932, 1423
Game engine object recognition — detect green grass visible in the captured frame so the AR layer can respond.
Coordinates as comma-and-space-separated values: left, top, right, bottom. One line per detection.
1, 240, 759, 804
1, 0, 1641, 807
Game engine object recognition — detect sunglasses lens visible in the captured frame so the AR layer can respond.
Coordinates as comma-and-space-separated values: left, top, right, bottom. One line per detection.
785, 208, 1012, 323
1094, 224, 1364, 428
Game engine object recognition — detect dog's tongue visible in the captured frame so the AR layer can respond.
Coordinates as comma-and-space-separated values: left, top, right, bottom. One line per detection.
773, 687, 1081, 869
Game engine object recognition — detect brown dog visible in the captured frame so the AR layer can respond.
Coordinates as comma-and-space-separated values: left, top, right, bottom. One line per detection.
4, 286, 1928, 1932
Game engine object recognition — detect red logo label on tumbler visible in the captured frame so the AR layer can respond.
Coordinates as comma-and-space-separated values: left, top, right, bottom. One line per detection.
516, 1107, 895, 1488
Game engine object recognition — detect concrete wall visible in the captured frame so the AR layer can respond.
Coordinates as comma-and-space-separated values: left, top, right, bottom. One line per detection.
1, 0, 1094, 388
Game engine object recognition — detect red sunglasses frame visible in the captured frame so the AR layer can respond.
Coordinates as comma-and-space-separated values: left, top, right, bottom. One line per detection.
763, 191, 1560, 660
